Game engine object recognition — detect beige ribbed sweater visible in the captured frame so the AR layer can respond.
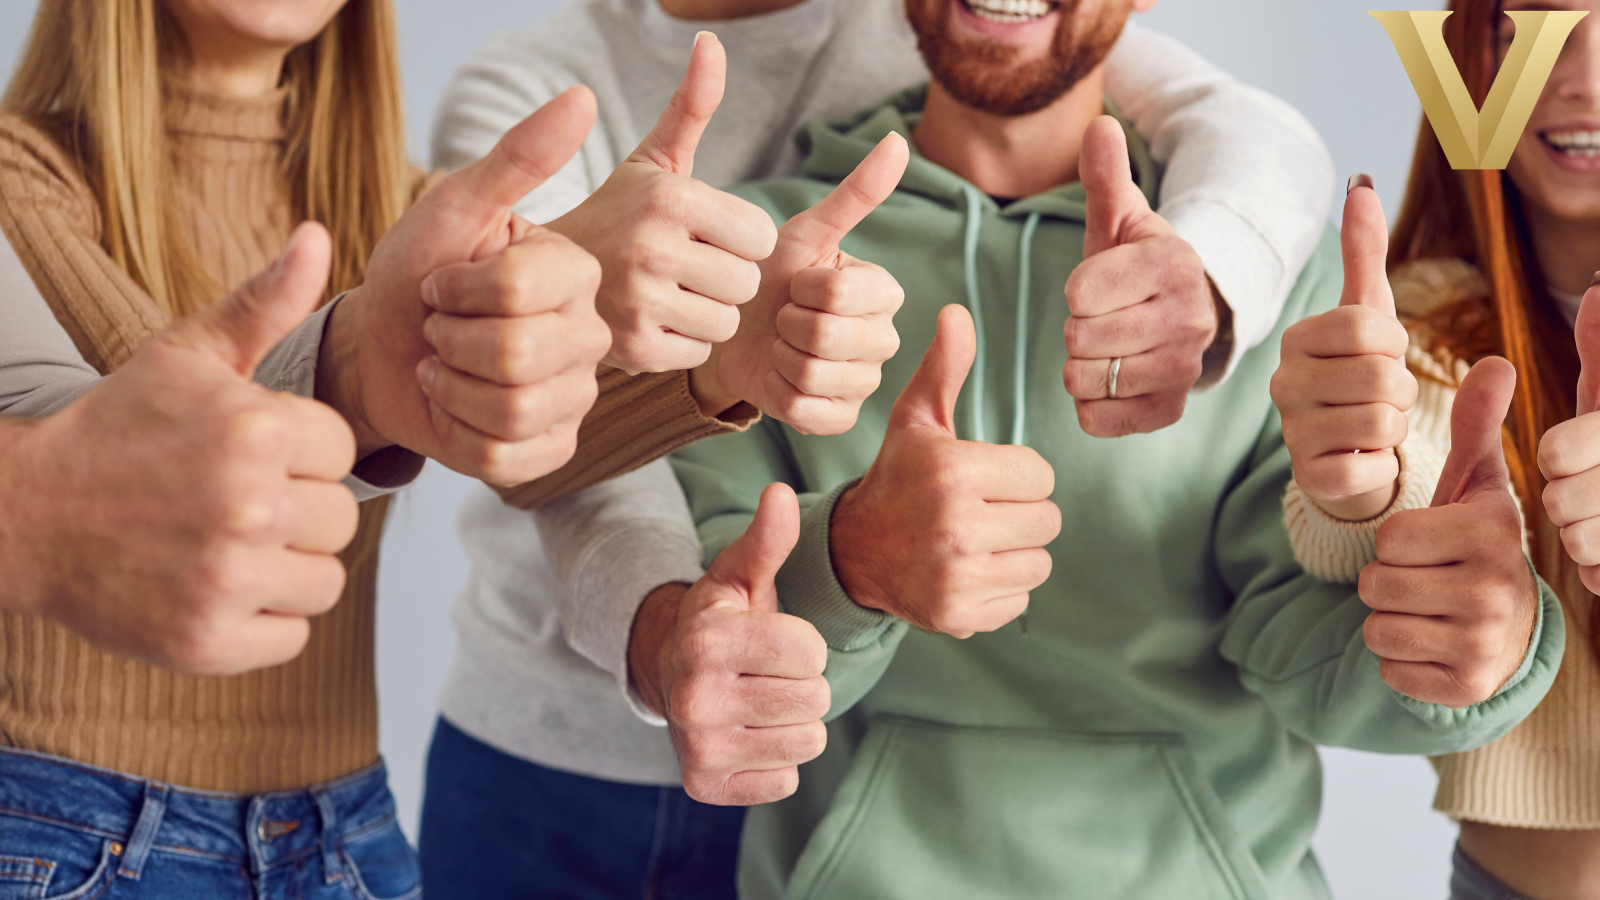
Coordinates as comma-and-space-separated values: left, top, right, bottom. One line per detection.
1284, 258, 1600, 829
0, 85, 397, 793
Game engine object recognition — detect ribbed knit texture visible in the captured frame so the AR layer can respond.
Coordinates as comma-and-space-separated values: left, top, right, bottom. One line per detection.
0, 85, 404, 792
495, 367, 757, 510
1283, 257, 1600, 828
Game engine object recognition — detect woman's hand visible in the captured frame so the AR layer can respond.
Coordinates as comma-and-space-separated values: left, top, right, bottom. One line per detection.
1540, 279, 1600, 593
1271, 178, 1417, 522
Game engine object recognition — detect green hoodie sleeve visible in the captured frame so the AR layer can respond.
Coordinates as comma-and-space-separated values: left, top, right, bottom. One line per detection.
672, 422, 910, 722
1216, 409, 1565, 756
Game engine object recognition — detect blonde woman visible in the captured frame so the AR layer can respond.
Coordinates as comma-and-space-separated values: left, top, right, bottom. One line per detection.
0, 0, 616, 896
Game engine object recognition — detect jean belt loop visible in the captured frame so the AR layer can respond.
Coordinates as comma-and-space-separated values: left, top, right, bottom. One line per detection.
314, 789, 342, 884
117, 781, 169, 880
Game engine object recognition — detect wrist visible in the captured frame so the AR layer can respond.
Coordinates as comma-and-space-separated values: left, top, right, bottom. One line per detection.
691, 349, 742, 419
315, 288, 389, 460
827, 485, 893, 615
628, 582, 689, 716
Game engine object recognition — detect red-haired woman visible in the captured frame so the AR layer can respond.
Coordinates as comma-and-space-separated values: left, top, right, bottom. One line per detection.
1274, 2, 1600, 898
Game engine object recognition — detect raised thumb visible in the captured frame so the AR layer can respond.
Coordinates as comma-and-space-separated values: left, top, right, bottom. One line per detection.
453, 85, 597, 215
1575, 280, 1600, 416
1081, 115, 1153, 258
889, 304, 976, 437
702, 482, 801, 613
1339, 178, 1397, 317
170, 222, 332, 376
780, 132, 909, 253
1432, 356, 1517, 507
628, 31, 725, 176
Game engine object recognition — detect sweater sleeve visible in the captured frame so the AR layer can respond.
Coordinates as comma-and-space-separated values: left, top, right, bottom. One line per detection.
672, 421, 909, 723
0, 225, 99, 417
533, 458, 708, 724
1104, 23, 1336, 386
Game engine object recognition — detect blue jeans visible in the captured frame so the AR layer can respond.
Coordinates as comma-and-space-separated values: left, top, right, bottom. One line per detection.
1451, 845, 1537, 900
0, 747, 420, 900
419, 716, 745, 900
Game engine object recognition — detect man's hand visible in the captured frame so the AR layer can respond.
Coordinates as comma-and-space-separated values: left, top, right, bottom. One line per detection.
829, 305, 1060, 637
628, 484, 829, 806
1541, 281, 1600, 593
1271, 179, 1417, 521
0, 225, 360, 675
321, 87, 612, 487
1361, 357, 1539, 708
712, 133, 910, 435
548, 33, 777, 374
1064, 116, 1218, 437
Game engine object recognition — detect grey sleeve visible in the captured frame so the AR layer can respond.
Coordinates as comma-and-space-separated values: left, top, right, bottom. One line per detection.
533, 458, 707, 724
0, 229, 98, 418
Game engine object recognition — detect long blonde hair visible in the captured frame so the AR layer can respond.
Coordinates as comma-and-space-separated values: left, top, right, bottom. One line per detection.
2, 0, 412, 316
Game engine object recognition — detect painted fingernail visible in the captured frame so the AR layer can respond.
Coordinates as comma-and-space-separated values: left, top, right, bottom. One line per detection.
1590, 270, 1600, 287
417, 356, 439, 395
1347, 174, 1374, 194
421, 275, 441, 310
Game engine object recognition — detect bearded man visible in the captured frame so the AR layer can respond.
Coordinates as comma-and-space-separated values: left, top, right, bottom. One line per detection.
638, 0, 1567, 897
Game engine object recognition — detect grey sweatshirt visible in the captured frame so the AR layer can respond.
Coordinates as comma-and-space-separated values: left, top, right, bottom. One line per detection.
431, 0, 1337, 785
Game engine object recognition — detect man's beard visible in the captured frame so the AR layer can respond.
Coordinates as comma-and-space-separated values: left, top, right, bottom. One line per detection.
906, 0, 1129, 117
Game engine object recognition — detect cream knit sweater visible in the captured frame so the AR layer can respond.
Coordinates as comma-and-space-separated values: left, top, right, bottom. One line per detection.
1284, 258, 1600, 829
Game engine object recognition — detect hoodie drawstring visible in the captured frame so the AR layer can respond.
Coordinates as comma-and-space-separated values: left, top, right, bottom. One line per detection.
957, 185, 1042, 448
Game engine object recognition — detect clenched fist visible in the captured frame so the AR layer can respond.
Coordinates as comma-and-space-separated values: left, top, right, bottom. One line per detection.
1361, 358, 1539, 708
628, 484, 830, 806
1272, 179, 1418, 522
830, 305, 1061, 638
1540, 280, 1600, 593
548, 33, 777, 374
1063, 116, 1220, 437
321, 87, 611, 487
0, 225, 359, 675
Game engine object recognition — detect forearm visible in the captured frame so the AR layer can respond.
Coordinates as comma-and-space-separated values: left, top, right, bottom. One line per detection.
498, 367, 757, 509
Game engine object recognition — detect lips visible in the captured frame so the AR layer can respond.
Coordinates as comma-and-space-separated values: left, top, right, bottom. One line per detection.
962, 0, 1057, 25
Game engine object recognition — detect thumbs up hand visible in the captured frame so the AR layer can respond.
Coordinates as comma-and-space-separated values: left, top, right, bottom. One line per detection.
828, 306, 1061, 638
1063, 116, 1219, 437
1361, 358, 1539, 708
626, 484, 830, 806
1272, 179, 1418, 522
711, 132, 910, 436
1539, 281, 1600, 594
5, 224, 360, 675
319, 87, 612, 488
547, 33, 779, 374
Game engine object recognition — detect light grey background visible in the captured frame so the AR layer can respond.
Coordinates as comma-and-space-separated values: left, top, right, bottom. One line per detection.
0, 2, 1452, 898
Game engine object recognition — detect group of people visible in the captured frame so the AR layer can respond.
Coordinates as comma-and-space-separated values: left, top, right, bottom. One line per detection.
0, 0, 1597, 898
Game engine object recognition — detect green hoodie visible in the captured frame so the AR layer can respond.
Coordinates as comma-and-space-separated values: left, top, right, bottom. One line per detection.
670, 87, 1564, 900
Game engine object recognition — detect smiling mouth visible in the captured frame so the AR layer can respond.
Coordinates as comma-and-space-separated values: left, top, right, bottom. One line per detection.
962, 0, 1059, 25
1542, 129, 1600, 159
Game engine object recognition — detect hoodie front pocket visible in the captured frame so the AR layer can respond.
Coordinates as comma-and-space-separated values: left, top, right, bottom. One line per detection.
786, 716, 1269, 900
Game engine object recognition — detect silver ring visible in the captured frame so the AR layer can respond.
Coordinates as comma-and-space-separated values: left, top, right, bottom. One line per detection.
1106, 357, 1122, 400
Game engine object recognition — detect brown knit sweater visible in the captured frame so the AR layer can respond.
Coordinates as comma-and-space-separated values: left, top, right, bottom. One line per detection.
0, 85, 397, 793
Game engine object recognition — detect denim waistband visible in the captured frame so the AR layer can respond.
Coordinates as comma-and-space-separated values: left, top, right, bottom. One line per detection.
0, 746, 396, 878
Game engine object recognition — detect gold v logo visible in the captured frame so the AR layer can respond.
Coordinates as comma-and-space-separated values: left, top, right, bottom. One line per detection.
1372, 10, 1588, 170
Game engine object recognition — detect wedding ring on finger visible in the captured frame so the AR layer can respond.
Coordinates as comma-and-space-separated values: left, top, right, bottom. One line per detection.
1106, 357, 1122, 401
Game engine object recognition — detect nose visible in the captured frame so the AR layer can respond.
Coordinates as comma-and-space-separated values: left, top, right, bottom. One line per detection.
1552, 14, 1600, 106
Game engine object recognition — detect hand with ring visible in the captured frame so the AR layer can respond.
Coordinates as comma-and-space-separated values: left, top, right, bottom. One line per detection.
1062, 117, 1221, 437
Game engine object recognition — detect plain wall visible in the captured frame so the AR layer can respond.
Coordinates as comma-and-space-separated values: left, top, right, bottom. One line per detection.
0, 2, 1456, 898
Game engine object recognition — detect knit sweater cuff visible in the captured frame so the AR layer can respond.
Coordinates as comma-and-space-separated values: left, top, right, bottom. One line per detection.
776, 479, 898, 652
1283, 432, 1446, 584
495, 368, 759, 510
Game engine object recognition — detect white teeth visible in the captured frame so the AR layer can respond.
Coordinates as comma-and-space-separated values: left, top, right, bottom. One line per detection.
1544, 129, 1600, 154
965, 0, 1053, 24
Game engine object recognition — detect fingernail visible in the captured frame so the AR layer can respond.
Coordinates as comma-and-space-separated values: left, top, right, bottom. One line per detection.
423, 314, 439, 347
421, 275, 440, 310
417, 356, 439, 395
1590, 270, 1600, 288
694, 30, 711, 47
1347, 174, 1374, 194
